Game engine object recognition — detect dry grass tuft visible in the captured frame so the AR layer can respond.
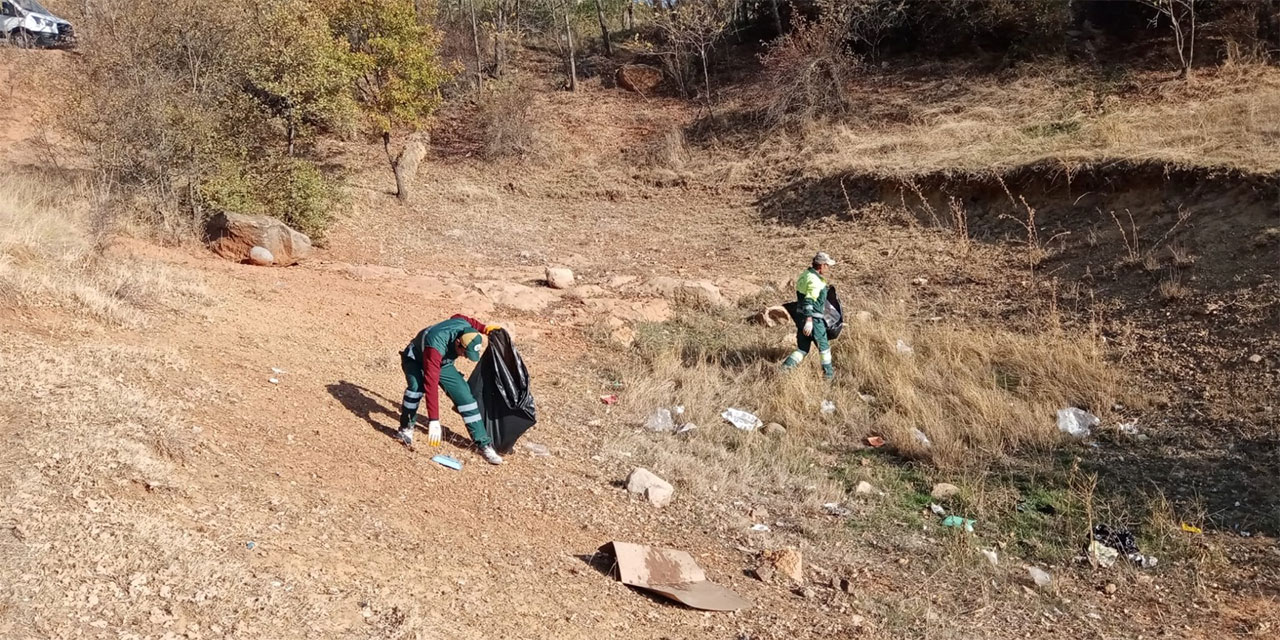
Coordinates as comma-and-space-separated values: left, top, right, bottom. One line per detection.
0, 173, 212, 325
611, 293, 1124, 502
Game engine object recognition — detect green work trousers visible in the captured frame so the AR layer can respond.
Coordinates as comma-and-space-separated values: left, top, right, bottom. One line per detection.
399, 352, 491, 448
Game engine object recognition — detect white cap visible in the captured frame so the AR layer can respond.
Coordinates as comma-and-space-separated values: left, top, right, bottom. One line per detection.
813, 252, 837, 266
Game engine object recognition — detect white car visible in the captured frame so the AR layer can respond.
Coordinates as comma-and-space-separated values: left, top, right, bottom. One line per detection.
2, 0, 74, 48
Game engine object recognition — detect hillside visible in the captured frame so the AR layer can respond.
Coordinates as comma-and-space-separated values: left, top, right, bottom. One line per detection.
2, 7, 1279, 639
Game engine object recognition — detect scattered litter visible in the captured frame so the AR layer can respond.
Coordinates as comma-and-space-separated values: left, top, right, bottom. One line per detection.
1180, 522, 1203, 534
854, 481, 875, 495
1026, 566, 1053, 589
673, 405, 685, 416
981, 548, 999, 567
750, 524, 771, 532
941, 516, 976, 532
857, 393, 878, 405
911, 428, 931, 447
1087, 541, 1119, 568
822, 503, 852, 517
246, 541, 256, 550
270, 367, 285, 374
645, 408, 675, 432
597, 542, 752, 611
930, 503, 947, 516
1057, 407, 1099, 438
676, 423, 697, 435
1119, 422, 1140, 436
820, 400, 836, 415
431, 455, 463, 471
268, 378, 280, 385
1091, 524, 1158, 569
600, 395, 618, 405
523, 442, 550, 457
1248, 354, 1263, 364
722, 408, 763, 431
895, 339, 914, 355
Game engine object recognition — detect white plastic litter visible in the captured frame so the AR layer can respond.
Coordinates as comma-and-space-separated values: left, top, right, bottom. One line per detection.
1119, 422, 1140, 435
1027, 566, 1053, 588
911, 428, 932, 447
895, 339, 914, 355
822, 502, 851, 517
722, 408, 763, 431
930, 503, 947, 516
857, 393, 878, 405
750, 524, 771, 532
268, 378, 280, 385
1057, 408, 1100, 438
982, 549, 999, 567
645, 408, 676, 432
676, 423, 697, 435
523, 442, 551, 457
271, 367, 286, 374
820, 400, 836, 415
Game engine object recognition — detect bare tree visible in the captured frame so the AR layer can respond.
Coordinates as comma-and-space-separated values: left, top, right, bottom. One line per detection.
846, 0, 906, 61
594, 0, 613, 55
1137, 0, 1197, 79
658, 1, 732, 111
561, 0, 578, 90
768, 0, 783, 36
468, 0, 485, 89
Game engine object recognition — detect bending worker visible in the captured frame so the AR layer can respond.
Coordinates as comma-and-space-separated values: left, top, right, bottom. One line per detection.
782, 252, 837, 381
398, 314, 504, 465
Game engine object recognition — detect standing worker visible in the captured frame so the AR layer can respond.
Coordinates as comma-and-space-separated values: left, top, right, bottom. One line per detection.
397, 314, 505, 464
782, 252, 837, 381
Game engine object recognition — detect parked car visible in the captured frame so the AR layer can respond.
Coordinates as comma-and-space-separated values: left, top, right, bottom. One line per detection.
1, 0, 74, 48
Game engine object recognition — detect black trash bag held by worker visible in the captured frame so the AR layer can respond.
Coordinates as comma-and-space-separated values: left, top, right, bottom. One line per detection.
466, 329, 537, 454
824, 285, 844, 340
783, 284, 844, 341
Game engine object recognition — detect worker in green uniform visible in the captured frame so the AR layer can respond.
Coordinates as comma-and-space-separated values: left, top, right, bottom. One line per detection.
397, 314, 505, 464
782, 252, 837, 381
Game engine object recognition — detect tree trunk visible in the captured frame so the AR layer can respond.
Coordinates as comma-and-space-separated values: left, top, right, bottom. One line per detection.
493, 0, 506, 78
468, 0, 484, 90
624, 0, 634, 30
564, 8, 578, 91
594, 0, 612, 56
700, 47, 712, 110
393, 136, 429, 201
769, 0, 784, 36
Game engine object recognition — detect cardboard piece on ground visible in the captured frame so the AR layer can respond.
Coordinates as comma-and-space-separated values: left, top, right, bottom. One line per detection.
599, 541, 751, 612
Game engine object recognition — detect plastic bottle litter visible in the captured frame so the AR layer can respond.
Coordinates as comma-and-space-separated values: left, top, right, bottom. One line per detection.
722, 408, 763, 431
1057, 407, 1099, 438
1027, 566, 1053, 588
645, 408, 675, 432
820, 400, 836, 415
911, 428, 932, 447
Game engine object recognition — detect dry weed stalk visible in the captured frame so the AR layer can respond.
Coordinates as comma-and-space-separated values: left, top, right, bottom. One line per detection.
1108, 208, 1142, 265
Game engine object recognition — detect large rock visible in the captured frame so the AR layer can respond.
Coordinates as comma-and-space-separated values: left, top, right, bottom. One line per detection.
931, 483, 961, 500
626, 468, 674, 507
207, 212, 313, 266
716, 278, 767, 304
755, 306, 791, 328
681, 280, 726, 308
546, 267, 575, 290
477, 281, 561, 313
616, 64, 663, 94
639, 276, 683, 298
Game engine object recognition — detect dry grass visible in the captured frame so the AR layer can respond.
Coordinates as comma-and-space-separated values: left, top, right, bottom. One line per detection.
609, 291, 1124, 504
0, 173, 212, 325
742, 63, 1280, 177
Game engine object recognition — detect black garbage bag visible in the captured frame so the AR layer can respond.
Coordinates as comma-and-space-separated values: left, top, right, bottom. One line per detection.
467, 329, 537, 454
782, 285, 844, 341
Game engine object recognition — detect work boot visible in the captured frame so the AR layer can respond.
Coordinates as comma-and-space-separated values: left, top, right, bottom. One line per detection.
822, 365, 835, 382
481, 446, 504, 465
396, 426, 415, 449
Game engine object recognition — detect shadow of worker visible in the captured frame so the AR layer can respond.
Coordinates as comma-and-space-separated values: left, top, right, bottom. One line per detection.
326, 380, 402, 442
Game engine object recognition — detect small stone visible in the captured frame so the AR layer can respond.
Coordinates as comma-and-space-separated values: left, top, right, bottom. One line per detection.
931, 483, 961, 500
1248, 354, 1264, 364
855, 481, 874, 495
851, 614, 866, 627
763, 547, 804, 584
763, 423, 787, 436
1104, 583, 1117, 595
751, 565, 776, 583
248, 246, 275, 266
625, 468, 674, 508
546, 267, 575, 290
796, 586, 816, 599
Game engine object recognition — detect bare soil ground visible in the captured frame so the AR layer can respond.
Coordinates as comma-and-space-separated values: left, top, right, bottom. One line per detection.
2, 48, 1278, 639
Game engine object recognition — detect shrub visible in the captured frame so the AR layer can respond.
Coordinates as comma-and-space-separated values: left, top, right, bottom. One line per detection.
476, 76, 538, 159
